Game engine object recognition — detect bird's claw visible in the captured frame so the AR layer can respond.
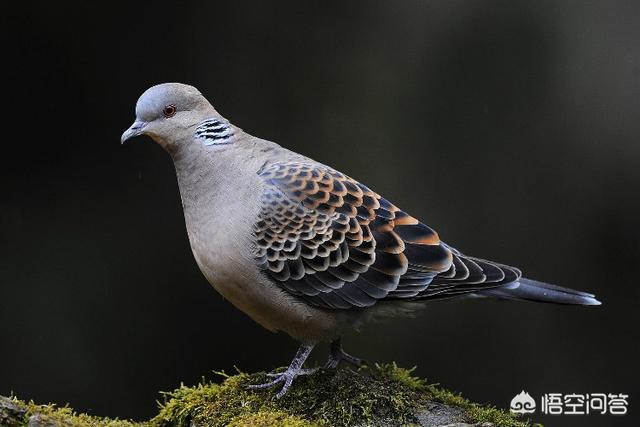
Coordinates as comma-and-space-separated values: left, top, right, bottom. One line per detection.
325, 351, 366, 369
245, 340, 364, 399
245, 343, 316, 399
247, 367, 313, 399
325, 340, 367, 369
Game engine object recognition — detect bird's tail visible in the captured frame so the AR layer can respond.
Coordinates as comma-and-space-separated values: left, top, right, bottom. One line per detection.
475, 278, 601, 306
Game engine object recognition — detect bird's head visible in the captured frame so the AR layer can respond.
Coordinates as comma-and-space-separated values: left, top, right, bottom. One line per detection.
121, 83, 227, 152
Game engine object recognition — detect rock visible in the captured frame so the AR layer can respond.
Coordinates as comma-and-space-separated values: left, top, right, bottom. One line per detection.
28, 413, 65, 427
0, 396, 27, 427
414, 401, 468, 426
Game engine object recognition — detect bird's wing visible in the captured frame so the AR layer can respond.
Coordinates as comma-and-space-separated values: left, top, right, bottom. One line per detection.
255, 161, 520, 309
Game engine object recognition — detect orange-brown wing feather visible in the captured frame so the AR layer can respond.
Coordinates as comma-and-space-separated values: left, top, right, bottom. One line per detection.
255, 161, 453, 309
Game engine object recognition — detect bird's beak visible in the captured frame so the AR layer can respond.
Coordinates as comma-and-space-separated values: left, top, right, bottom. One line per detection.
121, 120, 148, 144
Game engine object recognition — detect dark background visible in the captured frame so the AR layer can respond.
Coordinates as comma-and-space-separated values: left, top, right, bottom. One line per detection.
2, 1, 639, 426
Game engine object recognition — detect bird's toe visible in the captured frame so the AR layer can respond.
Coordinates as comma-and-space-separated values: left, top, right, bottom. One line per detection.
245, 375, 285, 390
274, 375, 295, 399
247, 367, 317, 398
342, 352, 367, 368
324, 347, 367, 370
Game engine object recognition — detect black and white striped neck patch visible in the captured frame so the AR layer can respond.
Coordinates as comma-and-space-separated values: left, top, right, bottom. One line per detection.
194, 118, 235, 146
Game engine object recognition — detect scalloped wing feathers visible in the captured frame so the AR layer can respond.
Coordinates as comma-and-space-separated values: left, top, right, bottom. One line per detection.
254, 161, 523, 310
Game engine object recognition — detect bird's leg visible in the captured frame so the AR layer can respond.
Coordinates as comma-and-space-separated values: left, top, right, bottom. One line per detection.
246, 343, 315, 399
324, 338, 366, 369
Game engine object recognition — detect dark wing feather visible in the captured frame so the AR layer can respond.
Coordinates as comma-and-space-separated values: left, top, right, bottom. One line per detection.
412, 244, 523, 300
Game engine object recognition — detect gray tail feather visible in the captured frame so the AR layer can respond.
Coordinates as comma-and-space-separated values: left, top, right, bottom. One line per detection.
475, 278, 602, 306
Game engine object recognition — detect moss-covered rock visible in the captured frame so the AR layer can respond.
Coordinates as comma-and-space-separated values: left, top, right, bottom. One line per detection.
1, 364, 536, 427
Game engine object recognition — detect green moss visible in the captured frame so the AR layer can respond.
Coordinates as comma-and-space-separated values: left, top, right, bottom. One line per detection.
151, 365, 425, 426
4, 396, 143, 427
226, 411, 315, 427
4, 364, 535, 427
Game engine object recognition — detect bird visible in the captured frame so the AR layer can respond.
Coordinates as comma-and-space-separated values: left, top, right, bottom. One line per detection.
121, 83, 601, 398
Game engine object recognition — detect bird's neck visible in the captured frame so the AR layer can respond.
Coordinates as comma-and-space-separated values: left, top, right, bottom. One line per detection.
170, 138, 244, 202
168, 134, 267, 233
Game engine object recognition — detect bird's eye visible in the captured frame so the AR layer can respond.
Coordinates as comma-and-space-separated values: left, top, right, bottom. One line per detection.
162, 105, 177, 118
